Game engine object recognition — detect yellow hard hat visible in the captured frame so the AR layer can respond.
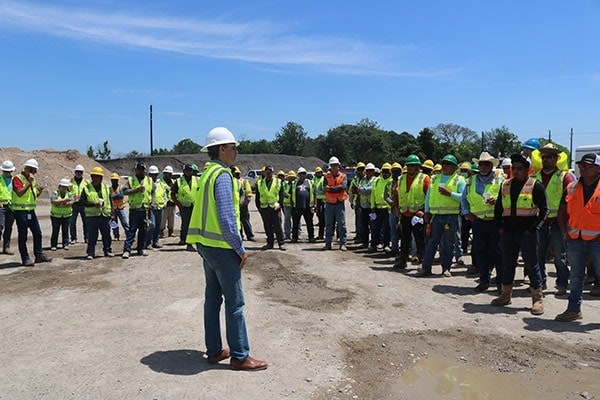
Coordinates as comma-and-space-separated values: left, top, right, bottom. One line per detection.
90, 166, 104, 176
315, 166, 323, 173
234, 166, 241, 174
381, 162, 392, 171
422, 159, 434, 170
432, 163, 442, 172
391, 162, 402, 170
402, 166, 408, 173
459, 161, 471, 170
110, 172, 120, 180
287, 170, 296, 178
356, 161, 366, 168
277, 170, 285, 176
204, 161, 210, 169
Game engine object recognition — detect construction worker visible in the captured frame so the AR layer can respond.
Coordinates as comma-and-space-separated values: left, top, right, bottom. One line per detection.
1, 160, 16, 255
50, 178, 73, 251
255, 166, 286, 250
282, 170, 295, 240
386, 162, 403, 256
393, 155, 430, 269
418, 155, 466, 277
144, 165, 167, 249
555, 153, 600, 322
421, 159, 434, 176
291, 167, 316, 243
122, 162, 153, 259
348, 162, 365, 243
368, 163, 393, 253
491, 154, 547, 315
160, 166, 176, 238
171, 164, 199, 251
534, 143, 575, 295
233, 167, 255, 241
12, 159, 51, 266
323, 156, 348, 251
500, 158, 512, 179
81, 166, 114, 259
431, 164, 442, 176
461, 152, 504, 292
356, 163, 376, 249
522, 137, 541, 174
70, 164, 88, 244
312, 166, 326, 240
110, 172, 129, 241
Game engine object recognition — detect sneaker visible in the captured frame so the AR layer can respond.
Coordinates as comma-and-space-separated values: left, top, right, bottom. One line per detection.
392, 260, 407, 269
63, 245, 69, 250
442, 270, 452, 277
50, 247, 57, 251
86, 255, 94, 260
139, 249, 149, 256
555, 286, 567, 296
456, 258, 465, 266
186, 244, 195, 252
555, 310, 583, 322
105, 252, 115, 257
152, 243, 163, 249
340, 245, 347, 251
71, 239, 78, 244
22, 259, 35, 267
308, 238, 317, 243
279, 244, 286, 251
122, 251, 130, 259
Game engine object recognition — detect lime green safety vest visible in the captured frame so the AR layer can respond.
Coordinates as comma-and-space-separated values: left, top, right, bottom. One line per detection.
128, 176, 153, 209
84, 183, 112, 217
70, 178, 87, 202
152, 180, 168, 209
282, 180, 294, 206
428, 172, 464, 215
313, 175, 326, 200
502, 177, 538, 217
371, 176, 392, 209
358, 176, 376, 207
466, 175, 503, 219
291, 179, 314, 206
50, 190, 73, 218
534, 170, 566, 218
258, 177, 282, 208
397, 173, 426, 213
176, 176, 198, 207
186, 162, 240, 248
0, 176, 11, 205
11, 174, 37, 211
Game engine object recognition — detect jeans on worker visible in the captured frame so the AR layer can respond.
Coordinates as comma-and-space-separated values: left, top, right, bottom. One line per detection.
70, 202, 87, 242
283, 205, 293, 239
358, 207, 371, 246
454, 216, 463, 260
388, 212, 399, 254
315, 199, 325, 238
2, 206, 14, 249
325, 202, 346, 247
565, 238, 600, 312
399, 214, 425, 261
112, 208, 129, 240
86, 216, 112, 256
124, 209, 147, 253
50, 216, 71, 248
144, 209, 163, 247
422, 214, 458, 273
370, 208, 390, 249
537, 220, 569, 288
14, 210, 43, 263
471, 219, 503, 286
197, 243, 250, 360
500, 229, 542, 288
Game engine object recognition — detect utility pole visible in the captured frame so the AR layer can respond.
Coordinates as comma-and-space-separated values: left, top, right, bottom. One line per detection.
548, 129, 552, 143
569, 127, 574, 167
149, 105, 154, 156
481, 131, 484, 153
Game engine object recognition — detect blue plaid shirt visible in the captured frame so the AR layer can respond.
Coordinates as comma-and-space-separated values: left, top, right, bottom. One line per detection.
214, 163, 245, 257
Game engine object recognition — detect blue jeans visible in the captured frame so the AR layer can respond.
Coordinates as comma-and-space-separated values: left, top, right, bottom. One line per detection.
197, 244, 249, 360
471, 219, 503, 285
144, 209, 163, 247
14, 210, 43, 263
325, 202, 347, 247
2, 206, 14, 249
565, 238, 600, 312
370, 208, 390, 248
388, 212, 399, 253
500, 229, 542, 288
112, 208, 129, 240
283, 205, 293, 239
422, 214, 459, 272
86, 216, 112, 256
537, 220, 569, 288
50, 216, 71, 248
124, 209, 147, 253
70, 202, 87, 242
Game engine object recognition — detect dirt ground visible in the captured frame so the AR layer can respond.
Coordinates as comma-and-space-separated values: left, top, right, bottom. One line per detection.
1, 201, 600, 400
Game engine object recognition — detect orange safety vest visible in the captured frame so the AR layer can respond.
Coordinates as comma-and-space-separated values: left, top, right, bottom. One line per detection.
565, 180, 600, 241
325, 172, 348, 204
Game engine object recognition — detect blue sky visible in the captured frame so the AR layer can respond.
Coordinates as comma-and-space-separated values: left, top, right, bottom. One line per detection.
1, 0, 599, 158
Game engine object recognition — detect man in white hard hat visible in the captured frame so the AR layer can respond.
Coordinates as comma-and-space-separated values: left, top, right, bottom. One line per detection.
12, 159, 51, 266
70, 164, 88, 244
160, 166, 176, 238
50, 178, 74, 251
143, 165, 167, 249
291, 167, 316, 243
323, 156, 349, 251
187, 127, 267, 371
1, 160, 16, 255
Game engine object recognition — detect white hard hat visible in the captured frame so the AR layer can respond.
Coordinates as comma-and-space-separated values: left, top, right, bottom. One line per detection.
75, 164, 85, 172
24, 159, 39, 169
297, 167, 307, 174
201, 127, 239, 152
163, 165, 174, 173
501, 158, 512, 167
148, 165, 159, 174
1, 160, 15, 172
365, 162, 375, 170
328, 156, 340, 165
59, 178, 71, 187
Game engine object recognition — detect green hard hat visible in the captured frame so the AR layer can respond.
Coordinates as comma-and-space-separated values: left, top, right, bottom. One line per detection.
405, 154, 421, 166
470, 163, 479, 172
190, 164, 199, 172
441, 154, 458, 165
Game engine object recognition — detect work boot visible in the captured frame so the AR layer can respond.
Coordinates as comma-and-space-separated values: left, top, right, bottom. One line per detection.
491, 284, 513, 306
168, 228, 174, 237
530, 287, 544, 315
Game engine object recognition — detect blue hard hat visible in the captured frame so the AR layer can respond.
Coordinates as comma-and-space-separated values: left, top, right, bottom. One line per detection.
523, 138, 541, 150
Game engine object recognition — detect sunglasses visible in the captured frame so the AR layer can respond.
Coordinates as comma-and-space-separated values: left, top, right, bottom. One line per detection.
512, 166, 527, 171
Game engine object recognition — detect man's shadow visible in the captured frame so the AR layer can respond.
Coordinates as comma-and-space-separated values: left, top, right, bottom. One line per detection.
140, 349, 229, 375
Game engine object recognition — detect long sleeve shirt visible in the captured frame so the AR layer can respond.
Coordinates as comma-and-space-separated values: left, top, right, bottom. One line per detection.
214, 168, 245, 257
424, 174, 466, 213
494, 178, 548, 233
460, 173, 497, 215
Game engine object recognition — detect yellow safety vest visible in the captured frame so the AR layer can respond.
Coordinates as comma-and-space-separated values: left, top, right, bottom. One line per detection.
258, 177, 282, 208
428, 172, 464, 214
152, 180, 168, 209
313, 176, 326, 200
84, 183, 112, 217
534, 170, 566, 218
11, 174, 37, 211
466, 175, 503, 219
282, 180, 294, 206
176, 176, 198, 207
502, 177, 538, 217
50, 190, 73, 218
371, 176, 392, 209
0, 176, 11, 205
128, 176, 153, 209
397, 173, 426, 213
70, 178, 88, 201
186, 163, 240, 248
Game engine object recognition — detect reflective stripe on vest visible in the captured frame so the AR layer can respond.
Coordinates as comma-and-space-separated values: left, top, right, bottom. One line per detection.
428, 172, 463, 214
371, 176, 392, 209
111, 184, 127, 209
313, 176, 326, 199
84, 183, 112, 217
325, 172, 348, 204
258, 177, 282, 208
11, 174, 37, 211
128, 176, 152, 209
398, 173, 426, 213
466, 175, 503, 218
565, 181, 600, 241
176, 176, 198, 207
0, 176, 11, 204
50, 190, 73, 218
502, 177, 538, 217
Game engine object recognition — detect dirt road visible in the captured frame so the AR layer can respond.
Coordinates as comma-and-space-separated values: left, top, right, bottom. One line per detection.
1, 202, 599, 399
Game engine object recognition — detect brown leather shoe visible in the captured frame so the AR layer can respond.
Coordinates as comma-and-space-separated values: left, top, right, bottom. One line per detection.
206, 348, 230, 363
230, 356, 268, 371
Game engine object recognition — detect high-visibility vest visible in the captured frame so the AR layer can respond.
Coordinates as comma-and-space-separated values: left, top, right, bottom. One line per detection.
282, 180, 294, 206
186, 163, 240, 248
50, 190, 73, 218
291, 179, 314, 206
258, 177, 282, 208
151, 180, 167, 209
371, 176, 392, 209
398, 173, 426, 213
502, 177, 538, 217
534, 170, 567, 218
70, 178, 88, 202
358, 176, 376, 207
11, 174, 37, 211
111, 183, 127, 210
565, 180, 600, 241
84, 183, 112, 217
466, 175, 503, 219
175, 176, 198, 207
428, 172, 464, 215
0, 176, 11, 205
325, 172, 348, 204
313, 176, 326, 200
128, 176, 153, 209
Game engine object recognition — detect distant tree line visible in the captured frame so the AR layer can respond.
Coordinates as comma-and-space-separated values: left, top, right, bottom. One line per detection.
88, 119, 569, 165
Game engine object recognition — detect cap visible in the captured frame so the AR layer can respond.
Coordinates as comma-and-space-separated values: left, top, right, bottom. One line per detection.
202, 127, 239, 152
190, 164, 199, 172
422, 159, 434, 170
287, 170, 296, 178
24, 159, 39, 169
470, 163, 479, 173
356, 161, 366, 169
233, 166, 241, 174
523, 138, 541, 150
163, 165, 174, 173
183, 164, 193, 171
405, 155, 421, 166
59, 178, 71, 187
277, 170, 285, 177
458, 161, 471, 170
575, 153, 600, 166
391, 162, 403, 170
432, 163, 442, 172
510, 153, 530, 167
74, 164, 85, 172
381, 162, 392, 171
148, 165, 159, 174
1, 160, 15, 172
135, 162, 147, 170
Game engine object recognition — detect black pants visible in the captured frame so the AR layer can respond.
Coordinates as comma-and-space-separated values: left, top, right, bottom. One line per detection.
292, 208, 314, 240
399, 214, 425, 261
359, 207, 372, 246
240, 205, 254, 239
261, 207, 284, 247
315, 199, 325, 238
